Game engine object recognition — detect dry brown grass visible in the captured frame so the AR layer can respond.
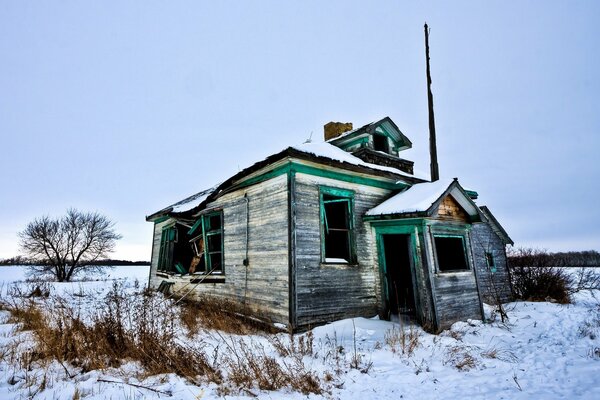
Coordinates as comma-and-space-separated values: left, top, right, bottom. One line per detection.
218, 334, 322, 395
2, 283, 221, 383
445, 345, 478, 371
191, 296, 276, 335
385, 324, 420, 357
0, 283, 325, 396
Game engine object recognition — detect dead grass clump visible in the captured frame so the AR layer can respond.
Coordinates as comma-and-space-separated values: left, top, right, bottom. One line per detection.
5, 300, 45, 332
445, 346, 478, 371
270, 331, 314, 358
179, 301, 201, 337
3, 282, 222, 384
385, 325, 420, 356
192, 296, 275, 334
481, 347, 518, 363
220, 335, 322, 395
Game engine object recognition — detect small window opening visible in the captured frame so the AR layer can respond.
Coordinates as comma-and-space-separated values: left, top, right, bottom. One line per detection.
485, 252, 497, 273
373, 134, 389, 153
434, 236, 468, 272
322, 193, 353, 263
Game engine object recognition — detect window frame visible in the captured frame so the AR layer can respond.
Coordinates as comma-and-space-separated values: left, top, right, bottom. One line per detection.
485, 251, 497, 273
319, 186, 356, 264
433, 234, 470, 273
157, 224, 177, 273
188, 211, 224, 275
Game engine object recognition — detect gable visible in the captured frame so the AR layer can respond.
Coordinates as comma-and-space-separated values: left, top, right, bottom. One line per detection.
433, 194, 470, 222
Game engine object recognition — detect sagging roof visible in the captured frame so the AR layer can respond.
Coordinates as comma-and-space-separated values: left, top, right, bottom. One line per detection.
366, 178, 484, 221
146, 140, 426, 222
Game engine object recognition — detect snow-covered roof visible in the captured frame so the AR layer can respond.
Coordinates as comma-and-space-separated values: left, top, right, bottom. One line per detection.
291, 141, 418, 178
148, 183, 220, 220
366, 179, 454, 216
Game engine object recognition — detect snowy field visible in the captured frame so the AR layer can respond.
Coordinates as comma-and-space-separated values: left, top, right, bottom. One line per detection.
0, 266, 599, 399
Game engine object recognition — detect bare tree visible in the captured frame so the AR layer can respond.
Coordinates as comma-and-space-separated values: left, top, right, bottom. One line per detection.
18, 209, 122, 282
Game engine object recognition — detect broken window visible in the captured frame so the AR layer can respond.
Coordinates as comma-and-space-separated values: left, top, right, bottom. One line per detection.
321, 187, 355, 263
373, 134, 389, 153
188, 211, 224, 274
158, 223, 197, 275
434, 235, 468, 272
485, 252, 497, 273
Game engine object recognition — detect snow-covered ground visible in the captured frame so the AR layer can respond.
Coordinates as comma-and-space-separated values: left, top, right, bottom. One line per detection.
0, 266, 599, 399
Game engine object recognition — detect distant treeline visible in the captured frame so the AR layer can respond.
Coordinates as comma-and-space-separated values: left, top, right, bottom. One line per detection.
508, 249, 600, 268
0, 256, 150, 266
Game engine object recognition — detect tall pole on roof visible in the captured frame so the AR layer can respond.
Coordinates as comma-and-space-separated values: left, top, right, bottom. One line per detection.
425, 22, 440, 182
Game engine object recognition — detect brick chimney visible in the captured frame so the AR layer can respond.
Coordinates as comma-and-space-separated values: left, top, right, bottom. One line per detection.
324, 122, 353, 141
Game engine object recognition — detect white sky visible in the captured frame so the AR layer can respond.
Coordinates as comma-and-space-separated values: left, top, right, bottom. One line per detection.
1, 1, 598, 260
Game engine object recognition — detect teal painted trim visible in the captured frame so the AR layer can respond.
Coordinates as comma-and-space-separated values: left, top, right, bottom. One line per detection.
338, 136, 369, 150
188, 219, 203, 235
432, 233, 464, 239
320, 185, 354, 198
319, 185, 356, 263
234, 160, 407, 192
234, 162, 291, 190
465, 190, 479, 200
292, 163, 407, 190
369, 218, 427, 229
376, 233, 389, 312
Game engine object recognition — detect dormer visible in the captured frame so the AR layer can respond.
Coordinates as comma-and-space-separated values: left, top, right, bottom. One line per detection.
324, 117, 415, 174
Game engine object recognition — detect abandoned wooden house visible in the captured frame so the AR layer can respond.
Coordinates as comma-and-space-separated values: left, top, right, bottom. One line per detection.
146, 117, 513, 332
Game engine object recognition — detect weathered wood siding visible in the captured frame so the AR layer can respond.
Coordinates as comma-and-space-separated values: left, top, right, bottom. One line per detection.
293, 172, 391, 328
435, 196, 469, 222
149, 174, 290, 326
149, 218, 170, 284
424, 224, 483, 331
471, 222, 512, 303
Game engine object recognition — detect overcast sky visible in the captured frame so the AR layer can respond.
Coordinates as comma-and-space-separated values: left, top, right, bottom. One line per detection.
1, 1, 599, 261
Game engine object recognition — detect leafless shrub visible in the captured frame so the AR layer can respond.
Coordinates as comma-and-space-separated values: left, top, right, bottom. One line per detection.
508, 248, 572, 303
571, 267, 600, 292
384, 325, 420, 356
579, 304, 600, 340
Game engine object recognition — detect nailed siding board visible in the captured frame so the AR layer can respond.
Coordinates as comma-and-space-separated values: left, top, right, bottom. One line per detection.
148, 174, 290, 325
471, 222, 512, 303
293, 172, 390, 327
423, 223, 483, 330
432, 272, 482, 329
434, 195, 470, 222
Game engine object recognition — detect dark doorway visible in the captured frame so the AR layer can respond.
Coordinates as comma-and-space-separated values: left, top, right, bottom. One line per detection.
382, 234, 416, 319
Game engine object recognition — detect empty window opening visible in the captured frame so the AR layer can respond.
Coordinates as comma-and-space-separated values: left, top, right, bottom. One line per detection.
434, 236, 468, 272
373, 134, 389, 153
158, 224, 194, 274
321, 191, 354, 263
